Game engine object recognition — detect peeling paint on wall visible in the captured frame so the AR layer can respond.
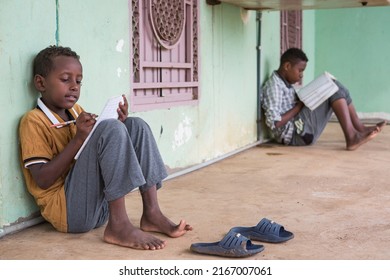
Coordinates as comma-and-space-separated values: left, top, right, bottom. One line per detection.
116, 67, 127, 78
240, 8, 251, 25
172, 116, 193, 151
116, 39, 124, 52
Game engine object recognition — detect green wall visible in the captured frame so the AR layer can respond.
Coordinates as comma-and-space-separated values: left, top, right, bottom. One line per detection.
259, 11, 281, 83
315, 6, 390, 115
0, 0, 57, 232
0, 1, 258, 234
302, 10, 316, 84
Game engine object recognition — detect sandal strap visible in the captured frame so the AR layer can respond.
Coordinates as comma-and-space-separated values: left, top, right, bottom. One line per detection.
255, 218, 283, 235
219, 229, 251, 249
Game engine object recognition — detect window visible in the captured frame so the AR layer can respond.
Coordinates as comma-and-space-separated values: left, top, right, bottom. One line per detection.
280, 10, 302, 55
130, 0, 200, 112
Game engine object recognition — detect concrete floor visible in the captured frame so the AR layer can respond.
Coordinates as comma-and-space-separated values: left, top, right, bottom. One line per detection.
1, 122, 390, 260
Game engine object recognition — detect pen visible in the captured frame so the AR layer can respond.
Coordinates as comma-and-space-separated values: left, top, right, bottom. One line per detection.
50, 120, 76, 128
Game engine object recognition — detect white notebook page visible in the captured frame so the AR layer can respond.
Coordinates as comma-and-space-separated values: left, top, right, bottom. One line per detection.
74, 95, 124, 159
297, 72, 339, 111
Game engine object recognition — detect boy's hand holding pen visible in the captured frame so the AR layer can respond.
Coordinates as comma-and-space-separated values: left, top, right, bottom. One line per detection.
50, 120, 76, 127
51, 113, 98, 128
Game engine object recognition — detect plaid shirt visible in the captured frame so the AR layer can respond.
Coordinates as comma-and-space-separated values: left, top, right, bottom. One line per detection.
262, 71, 299, 144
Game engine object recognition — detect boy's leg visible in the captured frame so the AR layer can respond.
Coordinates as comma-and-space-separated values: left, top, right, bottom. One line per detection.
348, 103, 386, 133
66, 119, 166, 249
66, 117, 191, 247
123, 117, 168, 191
292, 80, 378, 148
290, 80, 353, 146
290, 80, 352, 146
290, 102, 333, 146
331, 98, 356, 141
103, 196, 166, 250
331, 98, 377, 150
123, 117, 192, 237
139, 185, 193, 238
65, 119, 146, 233
333, 80, 385, 133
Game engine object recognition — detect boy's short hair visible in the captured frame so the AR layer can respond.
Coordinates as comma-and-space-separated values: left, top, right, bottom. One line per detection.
280, 48, 308, 66
33, 45, 80, 77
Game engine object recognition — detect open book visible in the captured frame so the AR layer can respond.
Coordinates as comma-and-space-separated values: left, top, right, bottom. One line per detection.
74, 95, 124, 159
296, 72, 339, 111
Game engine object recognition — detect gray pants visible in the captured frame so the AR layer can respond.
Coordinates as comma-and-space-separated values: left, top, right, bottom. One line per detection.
64, 117, 168, 233
291, 80, 353, 146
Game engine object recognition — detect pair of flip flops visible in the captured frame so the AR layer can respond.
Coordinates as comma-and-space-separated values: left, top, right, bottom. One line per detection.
190, 218, 294, 258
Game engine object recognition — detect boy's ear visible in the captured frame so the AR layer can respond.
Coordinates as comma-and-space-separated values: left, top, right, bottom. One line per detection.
284, 61, 292, 72
33, 74, 45, 92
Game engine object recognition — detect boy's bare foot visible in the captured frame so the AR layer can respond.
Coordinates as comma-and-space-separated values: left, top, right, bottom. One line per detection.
103, 221, 166, 250
362, 121, 386, 134
376, 120, 387, 132
140, 211, 193, 238
346, 130, 378, 151
363, 126, 378, 134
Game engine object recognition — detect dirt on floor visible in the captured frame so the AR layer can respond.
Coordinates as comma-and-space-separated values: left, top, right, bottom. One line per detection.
1, 122, 390, 260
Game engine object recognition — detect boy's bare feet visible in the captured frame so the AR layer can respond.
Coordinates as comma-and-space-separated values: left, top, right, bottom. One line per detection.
103, 220, 166, 250
140, 210, 193, 238
346, 130, 378, 151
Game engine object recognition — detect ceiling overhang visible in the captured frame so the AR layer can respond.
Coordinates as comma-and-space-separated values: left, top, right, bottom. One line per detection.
206, 0, 390, 11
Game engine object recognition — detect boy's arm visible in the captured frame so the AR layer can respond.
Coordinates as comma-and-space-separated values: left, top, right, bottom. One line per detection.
263, 77, 304, 129
275, 101, 304, 128
28, 112, 97, 190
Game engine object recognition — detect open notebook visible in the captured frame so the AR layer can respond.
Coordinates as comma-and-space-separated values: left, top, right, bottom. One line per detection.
74, 95, 124, 159
297, 72, 339, 111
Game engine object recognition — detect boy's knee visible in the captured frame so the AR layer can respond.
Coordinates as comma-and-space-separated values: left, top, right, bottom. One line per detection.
92, 119, 128, 143
125, 117, 151, 132
332, 81, 352, 103
100, 117, 150, 132
99, 118, 122, 129
98, 119, 127, 133
126, 116, 148, 127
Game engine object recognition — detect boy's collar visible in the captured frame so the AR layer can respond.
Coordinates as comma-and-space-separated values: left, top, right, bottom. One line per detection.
37, 98, 79, 128
275, 70, 293, 88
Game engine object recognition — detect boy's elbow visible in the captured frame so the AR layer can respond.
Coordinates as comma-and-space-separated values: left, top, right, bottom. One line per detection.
274, 121, 282, 129
39, 183, 52, 190
29, 164, 55, 190
36, 178, 53, 190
